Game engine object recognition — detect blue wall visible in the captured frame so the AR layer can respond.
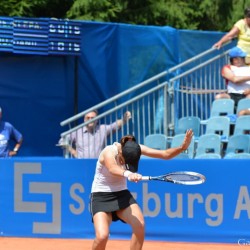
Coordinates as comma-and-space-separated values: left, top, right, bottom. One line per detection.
0, 20, 225, 157
0, 157, 249, 244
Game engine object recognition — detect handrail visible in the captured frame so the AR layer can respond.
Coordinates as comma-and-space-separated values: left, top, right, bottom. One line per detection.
61, 46, 230, 138
61, 80, 170, 137
60, 45, 229, 128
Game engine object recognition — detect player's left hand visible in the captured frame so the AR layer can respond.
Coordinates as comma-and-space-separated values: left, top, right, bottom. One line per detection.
181, 129, 194, 151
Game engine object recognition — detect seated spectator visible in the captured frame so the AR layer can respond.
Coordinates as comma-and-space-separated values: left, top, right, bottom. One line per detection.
215, 47, 250, 111
59, 110, 132, 158
0, 107, 23, 158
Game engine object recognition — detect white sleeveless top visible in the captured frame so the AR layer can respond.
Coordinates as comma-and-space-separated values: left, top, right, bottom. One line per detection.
227, 65, 250, 94
91, 143, 127, 193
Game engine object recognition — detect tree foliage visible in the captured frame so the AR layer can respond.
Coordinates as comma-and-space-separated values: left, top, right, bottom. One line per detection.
1, 0, 250, 31
66, 0, 250, 31
66, 0, 123, 22
0, 0, 73, 18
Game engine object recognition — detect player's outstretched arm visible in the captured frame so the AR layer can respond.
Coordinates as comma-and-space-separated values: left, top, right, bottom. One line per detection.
140, 129, 193, 159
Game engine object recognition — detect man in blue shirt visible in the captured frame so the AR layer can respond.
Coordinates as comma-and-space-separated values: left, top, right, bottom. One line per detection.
0, 107, 23, 158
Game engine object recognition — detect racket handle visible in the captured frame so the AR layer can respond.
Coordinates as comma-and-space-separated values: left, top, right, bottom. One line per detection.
141, 176, 150, 181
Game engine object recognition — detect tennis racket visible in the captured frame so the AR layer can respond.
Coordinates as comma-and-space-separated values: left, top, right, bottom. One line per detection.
141, 171, 205, 185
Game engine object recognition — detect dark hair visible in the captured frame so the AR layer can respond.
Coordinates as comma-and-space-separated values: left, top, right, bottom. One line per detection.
229, 57, 245, 64
244, 7, 250, 18
120, 135, 136, 148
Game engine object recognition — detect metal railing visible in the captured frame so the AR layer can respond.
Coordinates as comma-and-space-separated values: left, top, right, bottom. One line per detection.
60, 42, 232, 158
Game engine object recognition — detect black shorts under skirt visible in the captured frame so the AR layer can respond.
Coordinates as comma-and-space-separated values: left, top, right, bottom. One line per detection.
90, 189, 137, 222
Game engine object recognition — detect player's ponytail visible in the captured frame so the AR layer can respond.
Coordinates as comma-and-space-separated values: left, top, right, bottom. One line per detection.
120, 135, 136, 148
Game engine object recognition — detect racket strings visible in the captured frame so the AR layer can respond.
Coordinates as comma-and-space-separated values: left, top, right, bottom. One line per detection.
165, 174, 201, 182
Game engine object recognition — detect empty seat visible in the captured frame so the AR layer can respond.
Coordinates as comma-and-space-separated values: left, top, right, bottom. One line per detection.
201, 99, 235, 125
171, 134, 195, 159
176, 116, 201, 138
233, 115, 250, 135
224, 153, 250, 159
205, 116, 230, 141
195, 153, 222, 159
144, 134, 168, 150
236, 98, 250, 114
195, 134, 222, 157
225, 135, 250, 157
210, 99, 235, 117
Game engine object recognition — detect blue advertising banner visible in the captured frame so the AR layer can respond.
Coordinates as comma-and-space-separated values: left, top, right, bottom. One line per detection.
0, 157, 249, 244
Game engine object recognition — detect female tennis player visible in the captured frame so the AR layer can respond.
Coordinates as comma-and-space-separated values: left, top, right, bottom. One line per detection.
90, 129, 193, 250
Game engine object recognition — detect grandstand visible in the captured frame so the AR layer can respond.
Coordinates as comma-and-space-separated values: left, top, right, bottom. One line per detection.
61, 40, 250, 159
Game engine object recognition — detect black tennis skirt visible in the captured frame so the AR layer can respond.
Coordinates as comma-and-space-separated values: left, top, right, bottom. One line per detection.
90, 189, 137, 222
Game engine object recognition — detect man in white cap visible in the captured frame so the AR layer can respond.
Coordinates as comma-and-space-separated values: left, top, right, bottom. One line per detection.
0, 107, 23, 157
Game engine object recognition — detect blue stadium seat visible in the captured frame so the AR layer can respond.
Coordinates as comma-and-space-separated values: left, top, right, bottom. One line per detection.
224, 153, 250, 159
210, 99, 235, 117
236, 98, 250, 114
233, 115, 250, 135
225, 135, 250, 157
195, 134, 221, 157
201, 99, 235, 125
144, 134, 168, 150
176, 116, 201, 138
195, 153, 221, 159
171, 134, 195, 159
205, 116, 231, 141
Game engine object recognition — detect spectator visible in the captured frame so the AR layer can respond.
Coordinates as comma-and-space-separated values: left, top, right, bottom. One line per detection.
215, 47, 250, 111
213, 7, 250, 63
0, 107, 23, 158
90, 130, 193, 250
59, 110, 132, 158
